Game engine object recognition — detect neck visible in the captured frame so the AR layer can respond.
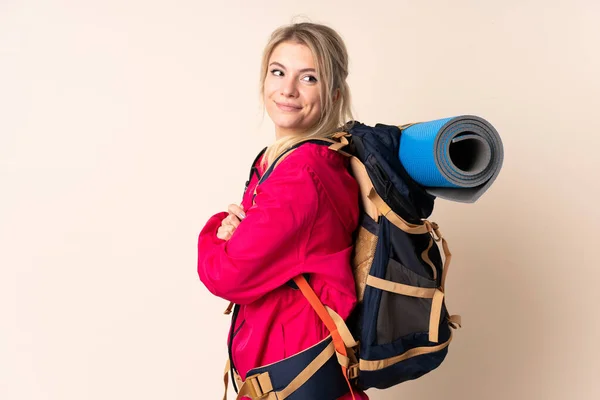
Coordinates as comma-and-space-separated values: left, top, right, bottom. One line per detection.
275, 127, 303, 140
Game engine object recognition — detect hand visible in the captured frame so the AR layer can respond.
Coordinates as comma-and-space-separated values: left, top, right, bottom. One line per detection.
216, 204, 246, 241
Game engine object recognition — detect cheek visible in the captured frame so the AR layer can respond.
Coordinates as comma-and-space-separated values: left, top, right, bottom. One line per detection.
308, 85, 321, 104
264, 74, 280, 94
306, 91, 322, 115
262, 83, 270, 102
263, 84, 280, 119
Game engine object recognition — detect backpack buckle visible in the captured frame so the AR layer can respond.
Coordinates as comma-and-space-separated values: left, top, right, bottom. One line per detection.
244, 372, 273, 399
426, 221, 443, 242
347, 363, 360, 380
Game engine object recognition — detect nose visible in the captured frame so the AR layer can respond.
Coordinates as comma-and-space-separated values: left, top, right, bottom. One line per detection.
280, 76, 299, 98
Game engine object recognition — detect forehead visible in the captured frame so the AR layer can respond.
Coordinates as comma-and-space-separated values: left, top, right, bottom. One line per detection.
269, 41, 315, 70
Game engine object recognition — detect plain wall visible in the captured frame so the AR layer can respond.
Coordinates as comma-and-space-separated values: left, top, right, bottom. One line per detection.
2, 0, 599, 399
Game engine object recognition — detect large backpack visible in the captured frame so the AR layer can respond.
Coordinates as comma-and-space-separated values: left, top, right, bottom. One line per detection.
225, 122, 461, 400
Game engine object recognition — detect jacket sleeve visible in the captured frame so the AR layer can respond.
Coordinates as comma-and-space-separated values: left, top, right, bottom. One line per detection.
197, 160, 319, 304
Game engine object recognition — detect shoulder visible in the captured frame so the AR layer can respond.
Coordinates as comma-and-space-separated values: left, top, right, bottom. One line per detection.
272, 141, 358, 203
282, 143, 358, 233
278, 142, 349, 178
259, 141, 359, 232
259, 141, 355, 198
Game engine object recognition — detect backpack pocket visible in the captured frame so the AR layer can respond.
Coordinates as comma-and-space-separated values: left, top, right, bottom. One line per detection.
355, 217, 452, 390
376, 258, 437, 344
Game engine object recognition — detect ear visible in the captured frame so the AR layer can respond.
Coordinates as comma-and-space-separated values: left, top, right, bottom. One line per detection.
333, 88, 340, 103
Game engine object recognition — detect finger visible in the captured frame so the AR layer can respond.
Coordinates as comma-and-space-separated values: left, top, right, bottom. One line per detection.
221, 214, 237, 226
220, 224, 235, 236
217, 226, 233, 241
227, 204, 246, 220
224, 215, 240, 228
216, 227, 228, 240
219, 232, 232, 241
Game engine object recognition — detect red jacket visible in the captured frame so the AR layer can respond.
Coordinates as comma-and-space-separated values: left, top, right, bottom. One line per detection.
198, 143, 368, 400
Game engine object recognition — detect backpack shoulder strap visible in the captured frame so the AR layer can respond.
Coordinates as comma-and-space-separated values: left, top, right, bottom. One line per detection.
347, 156, 379, 222
244, 147, 267, 193
293, 275, 357, 399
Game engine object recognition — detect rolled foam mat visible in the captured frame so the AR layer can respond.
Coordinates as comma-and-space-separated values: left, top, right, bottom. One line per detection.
398, 115, 504, 203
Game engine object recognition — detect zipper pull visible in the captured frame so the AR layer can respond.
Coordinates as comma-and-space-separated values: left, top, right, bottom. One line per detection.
224, 302, 235, 315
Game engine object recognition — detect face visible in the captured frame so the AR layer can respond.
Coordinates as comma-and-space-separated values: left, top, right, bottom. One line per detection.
263, 41, 322, 139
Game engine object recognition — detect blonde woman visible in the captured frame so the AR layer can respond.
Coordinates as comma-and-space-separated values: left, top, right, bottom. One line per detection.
198, 22, 368, 400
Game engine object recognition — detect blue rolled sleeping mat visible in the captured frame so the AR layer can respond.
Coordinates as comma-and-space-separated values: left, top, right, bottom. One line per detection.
398, 115, 504, 203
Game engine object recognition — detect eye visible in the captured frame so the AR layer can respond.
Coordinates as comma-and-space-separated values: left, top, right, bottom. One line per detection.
270, 69, 284, 77
302, 75, 318, 83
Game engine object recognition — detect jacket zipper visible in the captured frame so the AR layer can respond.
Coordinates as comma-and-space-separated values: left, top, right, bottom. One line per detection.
228, 304, 243, 392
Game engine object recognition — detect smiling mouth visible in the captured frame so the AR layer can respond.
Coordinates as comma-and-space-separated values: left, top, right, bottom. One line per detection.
275, 102, 302, 112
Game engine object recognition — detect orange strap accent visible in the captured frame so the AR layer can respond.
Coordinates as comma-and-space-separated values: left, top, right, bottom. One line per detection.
293, 276, 356, 400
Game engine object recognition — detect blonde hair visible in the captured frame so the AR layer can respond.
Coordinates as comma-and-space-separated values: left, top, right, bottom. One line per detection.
259, 22, 354, 169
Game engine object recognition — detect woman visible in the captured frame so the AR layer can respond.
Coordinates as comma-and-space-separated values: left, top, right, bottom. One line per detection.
198, 22, 369, 400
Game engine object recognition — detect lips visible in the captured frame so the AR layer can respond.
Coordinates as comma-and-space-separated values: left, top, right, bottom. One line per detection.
275, 101, 302, 112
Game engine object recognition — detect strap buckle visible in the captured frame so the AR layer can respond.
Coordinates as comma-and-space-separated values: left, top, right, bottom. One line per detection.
347, 363, 359, 380
245, 372, 273, 399
425, 220, 443, 242
447, 314, 462, 330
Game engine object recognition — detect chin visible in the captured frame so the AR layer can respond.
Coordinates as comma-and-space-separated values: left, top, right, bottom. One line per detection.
274, 119, 301, 130
270, 114, 302, 130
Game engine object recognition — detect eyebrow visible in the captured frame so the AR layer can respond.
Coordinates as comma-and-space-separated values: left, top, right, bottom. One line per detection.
269, 61, 316, 74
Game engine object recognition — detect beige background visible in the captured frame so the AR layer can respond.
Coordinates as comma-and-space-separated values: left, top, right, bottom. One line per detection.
2, 0, 599, 399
